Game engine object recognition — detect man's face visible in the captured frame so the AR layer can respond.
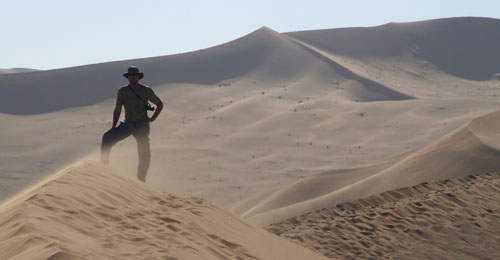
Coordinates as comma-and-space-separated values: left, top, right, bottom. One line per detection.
127, 74, 139, 84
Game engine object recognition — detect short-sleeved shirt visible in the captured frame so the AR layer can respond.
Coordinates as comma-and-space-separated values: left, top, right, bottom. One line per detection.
116, 84, 162, 122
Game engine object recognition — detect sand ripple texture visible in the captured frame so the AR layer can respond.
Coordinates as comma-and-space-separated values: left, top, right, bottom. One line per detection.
0, 162, 328, 260
267, 172, 500, 259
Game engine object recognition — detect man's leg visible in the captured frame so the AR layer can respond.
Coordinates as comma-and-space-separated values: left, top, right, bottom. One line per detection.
134, 122, 151, 182
101, 121, 132, 164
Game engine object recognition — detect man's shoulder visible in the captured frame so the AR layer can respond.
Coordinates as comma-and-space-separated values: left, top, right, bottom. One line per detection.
117, 84, 155, 95
118, 85, 130, 92
138, 84, 156, 95
138, 84, 152, 90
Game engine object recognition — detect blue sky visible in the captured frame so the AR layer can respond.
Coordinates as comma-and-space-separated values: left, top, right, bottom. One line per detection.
3, 0, 499, 70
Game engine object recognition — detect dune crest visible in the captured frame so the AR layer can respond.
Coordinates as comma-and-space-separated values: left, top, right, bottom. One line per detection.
267, 172, 500, 259
236, 109, 500, 226
0, 162, 328, 260
0, 68, 40, 74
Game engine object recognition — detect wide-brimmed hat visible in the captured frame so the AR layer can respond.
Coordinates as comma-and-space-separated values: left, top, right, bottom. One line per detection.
123, 66, 144, 79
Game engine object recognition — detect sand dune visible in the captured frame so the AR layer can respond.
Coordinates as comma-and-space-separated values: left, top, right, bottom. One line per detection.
235, 109, 500, 226
287, 17, 500, 103
0, 68, 40, 74
1, 16, 500, 216
0, 162, 328, 260
286, 17, 500, 81
0, 25, 412, 115
267, 172, 500, 259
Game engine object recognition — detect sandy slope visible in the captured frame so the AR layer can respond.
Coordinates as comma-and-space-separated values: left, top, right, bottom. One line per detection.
0, 162, 328, 260
267, 172, 500, 259
235, 109, 500, 226
1, 17, 500, 209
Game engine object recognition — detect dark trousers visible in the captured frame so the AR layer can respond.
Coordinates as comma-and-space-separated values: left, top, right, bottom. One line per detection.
101, 120, 150, 182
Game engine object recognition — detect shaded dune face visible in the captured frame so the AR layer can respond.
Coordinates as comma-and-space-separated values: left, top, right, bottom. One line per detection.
283, 35, 414, 102
267, 172, 500, 260
286, 17, 500, 81
0, 163, 328, 260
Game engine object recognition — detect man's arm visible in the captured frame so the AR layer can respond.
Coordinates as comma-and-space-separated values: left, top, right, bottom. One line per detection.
146, 88, 163, 122
108, 105, 122, 135
112, 104, 122, 127
149, 100, 163, 122
110, 89, 124, 133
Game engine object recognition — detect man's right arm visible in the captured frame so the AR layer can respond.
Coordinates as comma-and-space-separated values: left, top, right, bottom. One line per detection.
110, 89, 124, 134
112, 105, 122, 129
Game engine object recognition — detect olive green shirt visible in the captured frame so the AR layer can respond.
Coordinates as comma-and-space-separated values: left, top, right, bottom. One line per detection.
116, 84, 162, 122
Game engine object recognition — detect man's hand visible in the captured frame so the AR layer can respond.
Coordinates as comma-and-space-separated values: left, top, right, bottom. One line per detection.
149, 100, 163, 123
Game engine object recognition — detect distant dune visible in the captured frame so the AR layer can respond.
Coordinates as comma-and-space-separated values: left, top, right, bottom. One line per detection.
286, 17, 500, 81
2, 17, 498, 114
0, 68, 40, 74
267, 172, 500, 259
0, 163, 328, 260
0, 25, 417, 115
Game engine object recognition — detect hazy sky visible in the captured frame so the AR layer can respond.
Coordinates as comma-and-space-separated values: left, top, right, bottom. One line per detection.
3, 0, 499, 70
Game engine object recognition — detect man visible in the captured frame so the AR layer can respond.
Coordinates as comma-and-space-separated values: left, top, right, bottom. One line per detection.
101, 66, 163, 182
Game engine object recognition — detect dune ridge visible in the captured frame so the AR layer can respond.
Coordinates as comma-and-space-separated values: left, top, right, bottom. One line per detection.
267, 172, 500, 259
0, 162, 328, 260
236, 109, 500, 226
0, 24, 413, 115
0, 68, 40, 74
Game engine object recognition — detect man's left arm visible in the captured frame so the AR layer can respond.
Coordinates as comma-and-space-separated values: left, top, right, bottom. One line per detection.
148, 90, 163, 122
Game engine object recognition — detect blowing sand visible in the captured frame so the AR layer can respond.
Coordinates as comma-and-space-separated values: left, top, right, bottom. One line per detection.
0, 162, 328, 260
267, 172, 500, 259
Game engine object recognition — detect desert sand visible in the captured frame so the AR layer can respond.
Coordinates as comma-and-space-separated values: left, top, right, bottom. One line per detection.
234, 109, 500, 226
1, 16, 500, 258
267, 172, 500, 259
0, 162, 328, 259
